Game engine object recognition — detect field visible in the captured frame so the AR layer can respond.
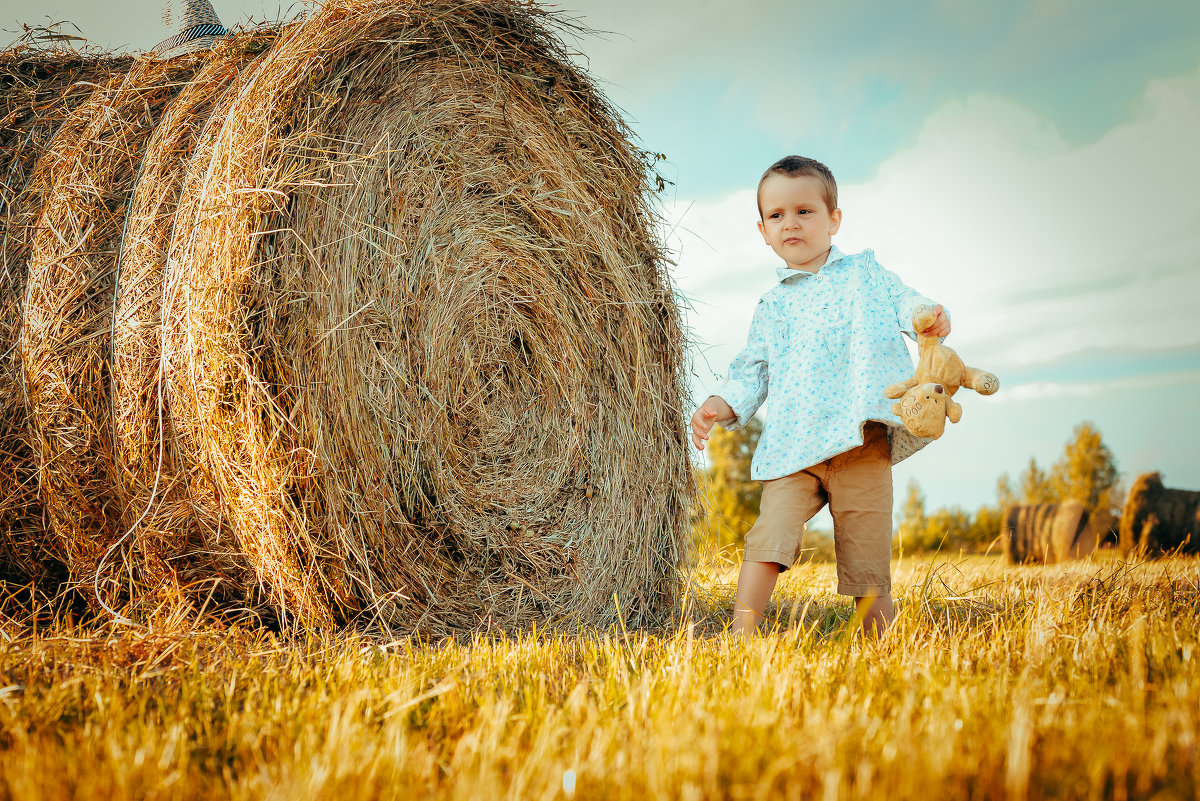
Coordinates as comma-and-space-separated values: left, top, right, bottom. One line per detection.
1, 554, 1197, 800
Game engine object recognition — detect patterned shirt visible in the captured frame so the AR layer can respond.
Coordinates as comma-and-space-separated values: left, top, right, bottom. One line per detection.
715, 245, 940, 480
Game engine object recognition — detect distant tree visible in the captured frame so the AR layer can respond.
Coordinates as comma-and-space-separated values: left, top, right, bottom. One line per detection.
695, 416, 763, 549
976, 472, 1020, 553
969, 503, 1006, 551
1049, 421, 1120, 515
896, 478, 928, 553
901, 475, 1011, 556
924, 506, 974, 551
1019, 457, 1056, 504
996, 472, 1018, 510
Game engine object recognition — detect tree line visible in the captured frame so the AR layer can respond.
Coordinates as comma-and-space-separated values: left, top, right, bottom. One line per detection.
695, 420, 1120, 556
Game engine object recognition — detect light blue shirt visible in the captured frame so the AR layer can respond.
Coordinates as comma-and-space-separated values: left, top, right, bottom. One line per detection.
716, 245, 939, 480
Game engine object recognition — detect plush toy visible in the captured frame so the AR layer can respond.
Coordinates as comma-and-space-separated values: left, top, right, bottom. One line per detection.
884, 305, 999, 439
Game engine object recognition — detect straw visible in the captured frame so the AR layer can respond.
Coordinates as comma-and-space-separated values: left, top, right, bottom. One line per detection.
3, 1, 693, 634
0, 51, 133, 585
19, 53, 206, 608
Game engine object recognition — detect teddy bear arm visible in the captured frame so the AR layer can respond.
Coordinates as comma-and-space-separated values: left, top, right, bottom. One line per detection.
884, 377, 917, 399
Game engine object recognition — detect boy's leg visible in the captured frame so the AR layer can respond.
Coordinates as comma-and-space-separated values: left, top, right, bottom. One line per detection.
855, 594, 895, 636
736, 469, 827, 635
828, 423, 896, 637
732, 560, 781, 636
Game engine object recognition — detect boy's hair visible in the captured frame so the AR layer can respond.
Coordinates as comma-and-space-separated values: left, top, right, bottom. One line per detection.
757, 156, 838, 218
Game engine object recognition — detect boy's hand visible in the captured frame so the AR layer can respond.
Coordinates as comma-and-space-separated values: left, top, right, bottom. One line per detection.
921, 304, 951, 337
691, 396, 735, 450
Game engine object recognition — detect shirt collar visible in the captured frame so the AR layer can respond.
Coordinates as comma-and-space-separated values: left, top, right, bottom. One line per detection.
775, 244, 846, 283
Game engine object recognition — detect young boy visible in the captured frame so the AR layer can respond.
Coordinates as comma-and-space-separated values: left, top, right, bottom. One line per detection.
690, 156, 950, 636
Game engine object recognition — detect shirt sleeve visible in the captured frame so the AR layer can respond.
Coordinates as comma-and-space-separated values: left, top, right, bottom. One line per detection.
713, 298, 773, 430
870, 251, 945, 339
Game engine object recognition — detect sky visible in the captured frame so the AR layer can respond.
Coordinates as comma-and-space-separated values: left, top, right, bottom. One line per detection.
5, 0, 1200, 517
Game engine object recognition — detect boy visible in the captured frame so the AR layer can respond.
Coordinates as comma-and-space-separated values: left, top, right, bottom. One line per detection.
690, 156, 949, 636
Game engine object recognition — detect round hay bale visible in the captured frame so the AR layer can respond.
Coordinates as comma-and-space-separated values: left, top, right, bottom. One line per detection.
1120, 472, 1200, 556
164, 0, 691, 632
19, 53, 206, 603
1004, 501, 1100, 564
112, 31, 279, 612
1, 51, 133, 584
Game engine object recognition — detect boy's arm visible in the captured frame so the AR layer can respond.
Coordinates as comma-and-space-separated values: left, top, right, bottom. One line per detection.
690, 299, 773, 449
690, 396, 735, 450
872, 254, 950, 338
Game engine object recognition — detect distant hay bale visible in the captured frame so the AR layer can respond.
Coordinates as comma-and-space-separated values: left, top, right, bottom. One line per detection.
1, 51, 133, 583
1, 0, 691, 633
1004, 502, 1103, 564
1120, 473, 1200, 556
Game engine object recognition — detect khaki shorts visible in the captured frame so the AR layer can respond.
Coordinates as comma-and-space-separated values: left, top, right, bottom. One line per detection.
743, 422, 894, 597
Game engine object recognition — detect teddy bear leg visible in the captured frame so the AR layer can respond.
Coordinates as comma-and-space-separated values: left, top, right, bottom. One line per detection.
911, 304, 936, 334
962, 367, 999, 396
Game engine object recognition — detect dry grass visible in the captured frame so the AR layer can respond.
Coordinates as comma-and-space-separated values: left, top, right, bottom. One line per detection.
1, 555, 1196, 800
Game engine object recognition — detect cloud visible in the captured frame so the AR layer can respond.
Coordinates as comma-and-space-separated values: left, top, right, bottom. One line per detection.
1000, 369, 1200, 403
670, 65, 1200, 398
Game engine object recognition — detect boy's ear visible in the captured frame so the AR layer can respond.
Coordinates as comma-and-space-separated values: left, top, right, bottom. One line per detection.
757, 218, 767, 242
829, 207, 842, 235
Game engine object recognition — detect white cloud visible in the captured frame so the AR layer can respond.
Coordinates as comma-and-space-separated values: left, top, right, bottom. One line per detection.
668, 67, 1200, 510
1000, 370, 1200, 403
669, 65, 1200, 396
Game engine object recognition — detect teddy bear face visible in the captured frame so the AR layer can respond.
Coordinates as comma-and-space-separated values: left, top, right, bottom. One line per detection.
895, 383, 950, 438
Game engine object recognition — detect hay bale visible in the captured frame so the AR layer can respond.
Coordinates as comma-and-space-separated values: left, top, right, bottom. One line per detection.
112, 32, 279, 612
1120, 473, 1200, 556
0, 0, 691, 632
1004, 502, 1101, 564
1, 51, 133, 583
163, 0, 690, 632
19, 53, 207, 603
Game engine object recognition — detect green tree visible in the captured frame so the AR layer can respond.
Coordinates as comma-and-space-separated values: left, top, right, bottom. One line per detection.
695, 416, 763, 549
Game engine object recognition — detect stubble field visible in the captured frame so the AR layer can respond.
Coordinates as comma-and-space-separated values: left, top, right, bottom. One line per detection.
1, 554, 1197, 800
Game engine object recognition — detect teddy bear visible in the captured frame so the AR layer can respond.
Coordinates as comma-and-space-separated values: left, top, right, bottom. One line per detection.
884, 305, 999, 439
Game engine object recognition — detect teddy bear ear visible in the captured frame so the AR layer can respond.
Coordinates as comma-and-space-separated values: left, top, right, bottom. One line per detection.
947, 400, 962, 424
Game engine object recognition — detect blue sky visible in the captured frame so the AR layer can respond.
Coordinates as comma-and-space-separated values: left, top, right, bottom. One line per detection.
8, 0, 1200, 515
556, 0, 1200, 515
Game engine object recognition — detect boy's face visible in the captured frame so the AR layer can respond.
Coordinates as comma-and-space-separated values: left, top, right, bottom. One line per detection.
757, 173, 842, 273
